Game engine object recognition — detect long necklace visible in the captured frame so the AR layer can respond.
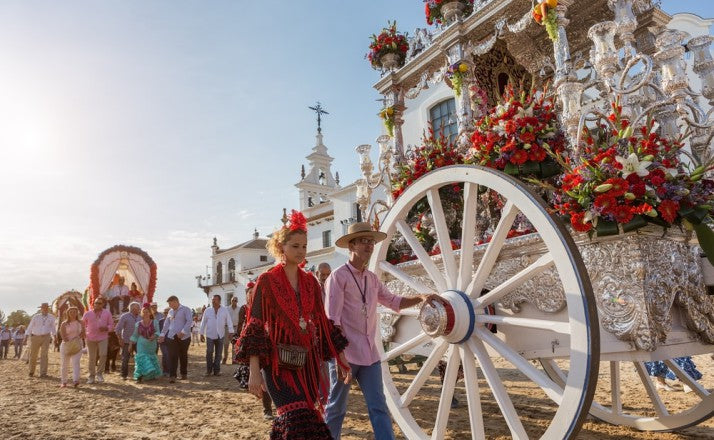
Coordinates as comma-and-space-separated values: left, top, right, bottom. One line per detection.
345, 264, 368, 316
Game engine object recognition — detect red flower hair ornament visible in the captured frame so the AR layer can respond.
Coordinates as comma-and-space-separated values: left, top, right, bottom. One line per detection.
287, 209, 307, 232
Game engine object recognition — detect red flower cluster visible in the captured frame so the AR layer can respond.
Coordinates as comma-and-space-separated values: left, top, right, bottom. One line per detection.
287, 209, 307, 232
391, 130, 465, 200
555, 101, 714, 234
424, 0, 475, 26
468, 85, 565, 177
366, 21, 408, 69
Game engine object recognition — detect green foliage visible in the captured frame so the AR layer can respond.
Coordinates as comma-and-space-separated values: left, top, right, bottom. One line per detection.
5, 310, 31, 328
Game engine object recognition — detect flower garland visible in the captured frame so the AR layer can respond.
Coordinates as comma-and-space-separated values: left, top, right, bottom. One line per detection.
379, 106, 396, 137
533, 0, 559, 42
446, 62, 469, 97
552, 100, 714, 246
424, 0, 475, 26
468, 84, 565, 178
366, 21, 409, 70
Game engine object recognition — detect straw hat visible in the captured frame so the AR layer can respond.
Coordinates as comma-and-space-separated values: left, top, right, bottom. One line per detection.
335, 222, 387, 249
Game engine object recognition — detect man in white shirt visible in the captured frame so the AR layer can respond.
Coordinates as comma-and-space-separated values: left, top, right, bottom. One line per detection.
225, 296, 241, 363
106, 276, 129, 316
26, 302, 56, 377
199, 294, 233, 376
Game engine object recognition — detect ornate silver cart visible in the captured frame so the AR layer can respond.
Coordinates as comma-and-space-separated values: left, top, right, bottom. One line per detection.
357, 0, 714, 438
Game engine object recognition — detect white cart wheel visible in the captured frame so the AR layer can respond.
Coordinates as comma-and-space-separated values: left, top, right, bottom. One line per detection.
371, 165, 599, 439
541, 357, 714, 431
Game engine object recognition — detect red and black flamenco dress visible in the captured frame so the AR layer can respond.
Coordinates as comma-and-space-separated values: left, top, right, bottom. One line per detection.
236, 265, 348, 440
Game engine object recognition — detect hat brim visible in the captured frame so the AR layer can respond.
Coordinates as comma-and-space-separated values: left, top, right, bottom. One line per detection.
335, 230, 387, 249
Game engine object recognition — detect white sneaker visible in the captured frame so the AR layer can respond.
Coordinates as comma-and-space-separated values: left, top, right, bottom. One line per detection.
683, 384, 693, 394
655, 381, 675, 391
96, 373, 104, 383
87, 377, 95, 384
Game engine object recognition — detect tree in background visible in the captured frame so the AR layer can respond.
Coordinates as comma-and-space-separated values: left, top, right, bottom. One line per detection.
0, 310, 5, 325
5, 310, 31, 328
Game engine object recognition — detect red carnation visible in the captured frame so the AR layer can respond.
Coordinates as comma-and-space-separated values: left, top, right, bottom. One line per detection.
520, 131, 536, 144
528, 146, 547, 162
570, 211, 593, 232
510, 149, 528, 165
603, 177, 629, 197
657, 199, 679, 224
594, 194, 617, 214
612, 205, 634, 224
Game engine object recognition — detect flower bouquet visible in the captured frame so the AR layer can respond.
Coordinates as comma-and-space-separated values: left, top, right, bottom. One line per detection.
468, 84, 566, 179
446, 62, 469, 97
379, 106, 396, 137
367, 21, 409, 70
391, 129, 465, 200
532, 0, 559, 42
424, 0, 475, 26
552, 100, 714, 261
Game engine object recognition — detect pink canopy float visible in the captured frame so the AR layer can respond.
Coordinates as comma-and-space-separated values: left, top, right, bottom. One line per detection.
88, 245, 157, 306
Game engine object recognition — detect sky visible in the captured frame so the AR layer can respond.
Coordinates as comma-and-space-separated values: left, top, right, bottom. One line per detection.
0, 0, 712, 315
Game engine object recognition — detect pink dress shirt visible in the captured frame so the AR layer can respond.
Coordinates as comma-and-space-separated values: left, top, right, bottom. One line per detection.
325, 262, 401, 366
82, 309, 114, 342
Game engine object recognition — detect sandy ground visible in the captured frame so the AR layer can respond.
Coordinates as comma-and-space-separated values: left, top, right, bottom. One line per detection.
1, 344, 712, 439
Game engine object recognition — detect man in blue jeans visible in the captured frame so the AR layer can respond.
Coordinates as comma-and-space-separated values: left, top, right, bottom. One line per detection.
115, 302, 141, 380
324, 222, 434, 439
199, 294, 233, 376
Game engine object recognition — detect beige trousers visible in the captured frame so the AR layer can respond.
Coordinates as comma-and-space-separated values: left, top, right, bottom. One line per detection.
28, 334, 51, 376
86, 339, 108, 379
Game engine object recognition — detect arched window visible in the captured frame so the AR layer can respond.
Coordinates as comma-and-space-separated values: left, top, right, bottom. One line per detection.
228, 259, 236, 282
215, 262, 223, 284
429, 98, 458, 144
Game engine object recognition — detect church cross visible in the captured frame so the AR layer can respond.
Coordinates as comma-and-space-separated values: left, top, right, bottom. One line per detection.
308, 101, 329, 133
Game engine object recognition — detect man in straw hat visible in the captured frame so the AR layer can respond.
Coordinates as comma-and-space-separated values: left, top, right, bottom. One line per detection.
26, 302, 56, 377
324, 222, 441, 440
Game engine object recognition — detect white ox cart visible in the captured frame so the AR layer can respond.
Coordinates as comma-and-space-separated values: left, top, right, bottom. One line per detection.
370, 166, 713, 439
361, 0, 714, 437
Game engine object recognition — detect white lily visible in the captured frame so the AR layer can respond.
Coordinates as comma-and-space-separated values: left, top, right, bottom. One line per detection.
615, 153, 651, 178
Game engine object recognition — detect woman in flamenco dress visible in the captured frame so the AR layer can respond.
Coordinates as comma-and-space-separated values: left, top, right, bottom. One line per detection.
131, 304, 162, 382
236, 210, 351, 439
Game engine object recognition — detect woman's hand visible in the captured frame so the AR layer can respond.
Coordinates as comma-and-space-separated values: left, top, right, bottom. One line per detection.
337, 353, 351, 384
247, 368, 265, 398
247, 356, 265, 399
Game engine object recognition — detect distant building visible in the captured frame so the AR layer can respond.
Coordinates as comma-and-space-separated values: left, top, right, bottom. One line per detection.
197, 127, 370, 306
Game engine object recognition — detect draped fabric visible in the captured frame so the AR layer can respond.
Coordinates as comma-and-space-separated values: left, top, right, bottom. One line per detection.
127, 254, 151, 295
98, 253, 122, 297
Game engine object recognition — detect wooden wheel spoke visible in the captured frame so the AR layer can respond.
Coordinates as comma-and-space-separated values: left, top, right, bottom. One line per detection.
459, 345, 486, 440
467, 338, 528, 439
475, 328, 563, 404
396, 219, 448, 293
379, 261, 436, 295
664, 359, 710, 399
382, 332, 430, 362
473, 314, 570, 335
633, 362, 670, 418
458, 182, 479, 291
426, 188, 458, 290
431, 346, 460, 440
466, 201, 519, 298
401, 340, 449, 407
473, 253, 554, 307
610, 361, 622, 415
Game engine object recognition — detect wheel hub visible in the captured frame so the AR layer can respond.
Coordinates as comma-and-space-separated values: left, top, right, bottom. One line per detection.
418, 290, 476, 344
